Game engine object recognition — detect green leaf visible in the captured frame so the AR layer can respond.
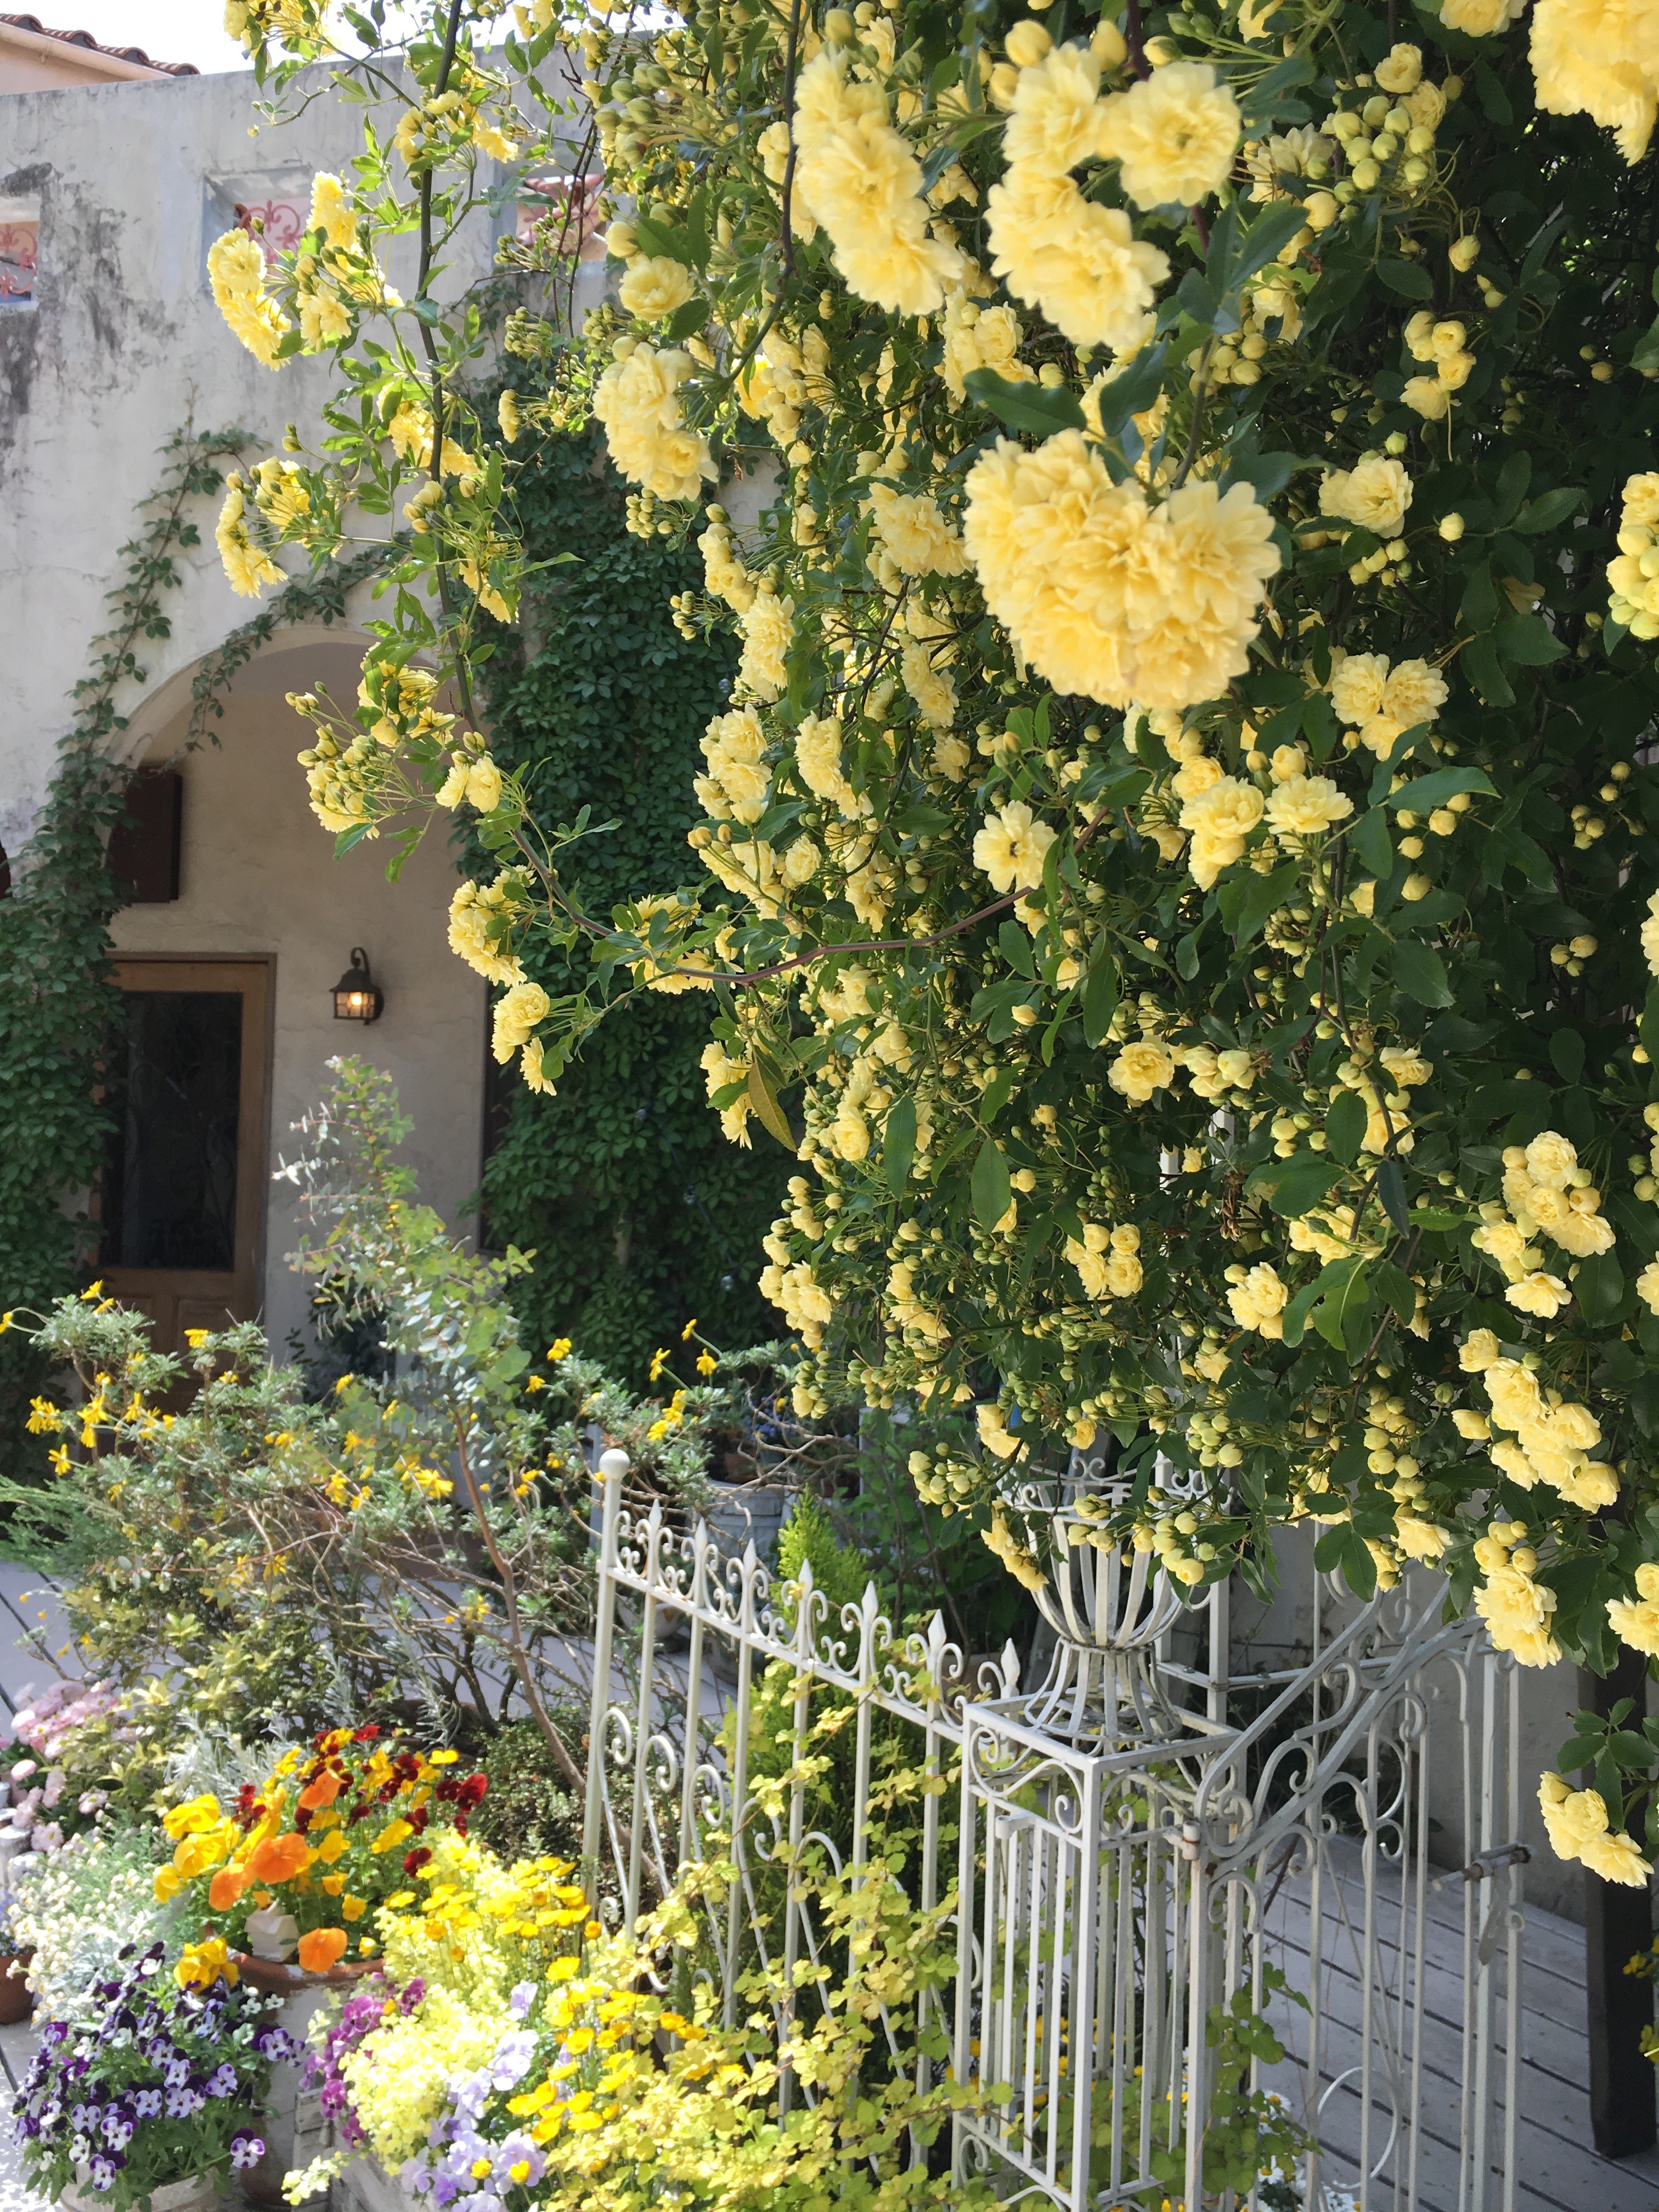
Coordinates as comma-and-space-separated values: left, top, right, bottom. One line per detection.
1493, 614, 1565, 665
1350, 806, 1393, 878
1548, 1028, 1585, 1085
1222, 450, 1301, 499
1634, 315, 1659, 377
1576, 1252, 1626, 1326
1281, 1255, 1360, 1347
997, 919, 1035, 978
971, 1137, 1013, 1229
1373, 1259, 1418, 1324
1312, 1262, 1372, 1351
1228, 198, 1308, 287
1325, 1088, 1368, 1166
1473, 58, 1513, 122
1223, 857, 1301, 947
1237, 51, 1313, 123
1088, 342, 1169, 436
1248, 1153, 1341, 1218
1378, 257, 1435, 300
1376, 1159, 1410, 1235
1391, 940, 1452, 1007
1082, 952, 1119, 1048
629, 212, 698, 265
1513, 487, 1585, 535
1177, 269, 1222, 327
746, 1063, 795, 1150
1493, 451, 1532, 526
1385, 766, 1495, 814
883, 1095, 917, 1195
964, 368, 1085, 437
1459, 563, 1499, 633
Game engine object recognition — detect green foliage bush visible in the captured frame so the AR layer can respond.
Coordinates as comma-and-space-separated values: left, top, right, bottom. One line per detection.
473, 427, 789, 1384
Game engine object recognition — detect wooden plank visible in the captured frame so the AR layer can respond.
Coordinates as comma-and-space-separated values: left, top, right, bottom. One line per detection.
1301, 2073, 1659, 2212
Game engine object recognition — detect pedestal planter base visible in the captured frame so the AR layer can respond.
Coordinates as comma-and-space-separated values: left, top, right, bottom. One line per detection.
243, 1986, 334, 2211
336, 2154, 404, 2212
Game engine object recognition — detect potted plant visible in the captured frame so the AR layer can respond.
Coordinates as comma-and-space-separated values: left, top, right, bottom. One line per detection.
156, 1726, 487, 1990
0, 1889, 33, 2025
13, 1939, 298, 2209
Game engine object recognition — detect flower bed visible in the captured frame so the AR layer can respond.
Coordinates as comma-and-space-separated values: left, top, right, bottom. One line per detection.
15, 1942, 298, 2209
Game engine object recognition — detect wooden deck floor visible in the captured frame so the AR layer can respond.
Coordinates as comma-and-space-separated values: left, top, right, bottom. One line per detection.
1255, 1832, 1659, 2212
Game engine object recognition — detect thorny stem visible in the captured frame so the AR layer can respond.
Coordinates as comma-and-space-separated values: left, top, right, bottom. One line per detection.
1124, 0, 1152, 78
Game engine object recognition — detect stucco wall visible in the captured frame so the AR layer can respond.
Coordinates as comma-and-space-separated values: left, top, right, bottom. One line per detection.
1, 61, 505, 1342
108, 633, 486, 1352
0, 60, 500, 860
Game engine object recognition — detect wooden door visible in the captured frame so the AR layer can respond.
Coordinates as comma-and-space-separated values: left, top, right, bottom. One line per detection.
99, 959, 272, 1356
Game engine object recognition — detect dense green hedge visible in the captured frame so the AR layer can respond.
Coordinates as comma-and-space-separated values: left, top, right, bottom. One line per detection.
472, 425, 788, 1383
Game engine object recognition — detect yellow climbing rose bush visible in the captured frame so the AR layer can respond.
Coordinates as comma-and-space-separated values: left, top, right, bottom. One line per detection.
209, 0, 1659, 1872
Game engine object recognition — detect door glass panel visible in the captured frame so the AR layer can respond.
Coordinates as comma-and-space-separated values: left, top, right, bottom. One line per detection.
103, 991, 243, 1271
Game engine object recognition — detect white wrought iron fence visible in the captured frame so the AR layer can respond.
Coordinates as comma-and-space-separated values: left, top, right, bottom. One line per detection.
580, 1451, 1526, 2212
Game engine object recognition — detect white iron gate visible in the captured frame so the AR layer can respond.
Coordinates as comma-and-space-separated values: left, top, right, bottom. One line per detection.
580, 1453, 1526, 2211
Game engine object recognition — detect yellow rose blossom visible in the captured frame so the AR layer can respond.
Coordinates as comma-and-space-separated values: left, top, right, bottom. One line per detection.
972, 800, 1056, 893
1097, 61, 1242, 209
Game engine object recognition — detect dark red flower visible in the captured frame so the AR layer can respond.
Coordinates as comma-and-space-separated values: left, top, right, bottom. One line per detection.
408, 1804, 430, 1835
402, 1847, 432, 1875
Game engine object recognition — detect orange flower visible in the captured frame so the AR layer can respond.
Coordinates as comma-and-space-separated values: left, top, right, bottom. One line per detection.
208, 1865, 251, 1912
298, 1770, 344, 1812
296, 1927, 349, 1974
246, 1833, 312, 1884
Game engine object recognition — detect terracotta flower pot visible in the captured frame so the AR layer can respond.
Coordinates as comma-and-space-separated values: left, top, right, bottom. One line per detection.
0, 1949, 33, 2024
229, 1950, 382, 1995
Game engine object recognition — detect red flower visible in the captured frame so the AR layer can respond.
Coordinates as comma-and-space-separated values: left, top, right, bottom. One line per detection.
408, 1804, 430, 1836
353, 1725, 381, 1742
403, 1847, 432, 1875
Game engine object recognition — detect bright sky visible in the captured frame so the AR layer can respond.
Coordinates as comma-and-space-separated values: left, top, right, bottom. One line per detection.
42, 0, 251, 72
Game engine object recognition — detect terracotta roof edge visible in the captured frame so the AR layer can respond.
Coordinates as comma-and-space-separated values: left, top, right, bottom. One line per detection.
0, 12, 199, 75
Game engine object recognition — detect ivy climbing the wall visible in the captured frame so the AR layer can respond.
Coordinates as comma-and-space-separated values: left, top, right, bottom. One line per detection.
0, 427, 393, 1483
0, 430, 244, 1482
472, 422, 787, 1383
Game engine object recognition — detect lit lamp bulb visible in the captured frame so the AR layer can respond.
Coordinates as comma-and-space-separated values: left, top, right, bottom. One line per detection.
331, 947, 383, 1024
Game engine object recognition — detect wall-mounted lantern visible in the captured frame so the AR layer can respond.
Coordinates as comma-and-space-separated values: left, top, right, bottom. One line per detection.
332, 947, 383, 1024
